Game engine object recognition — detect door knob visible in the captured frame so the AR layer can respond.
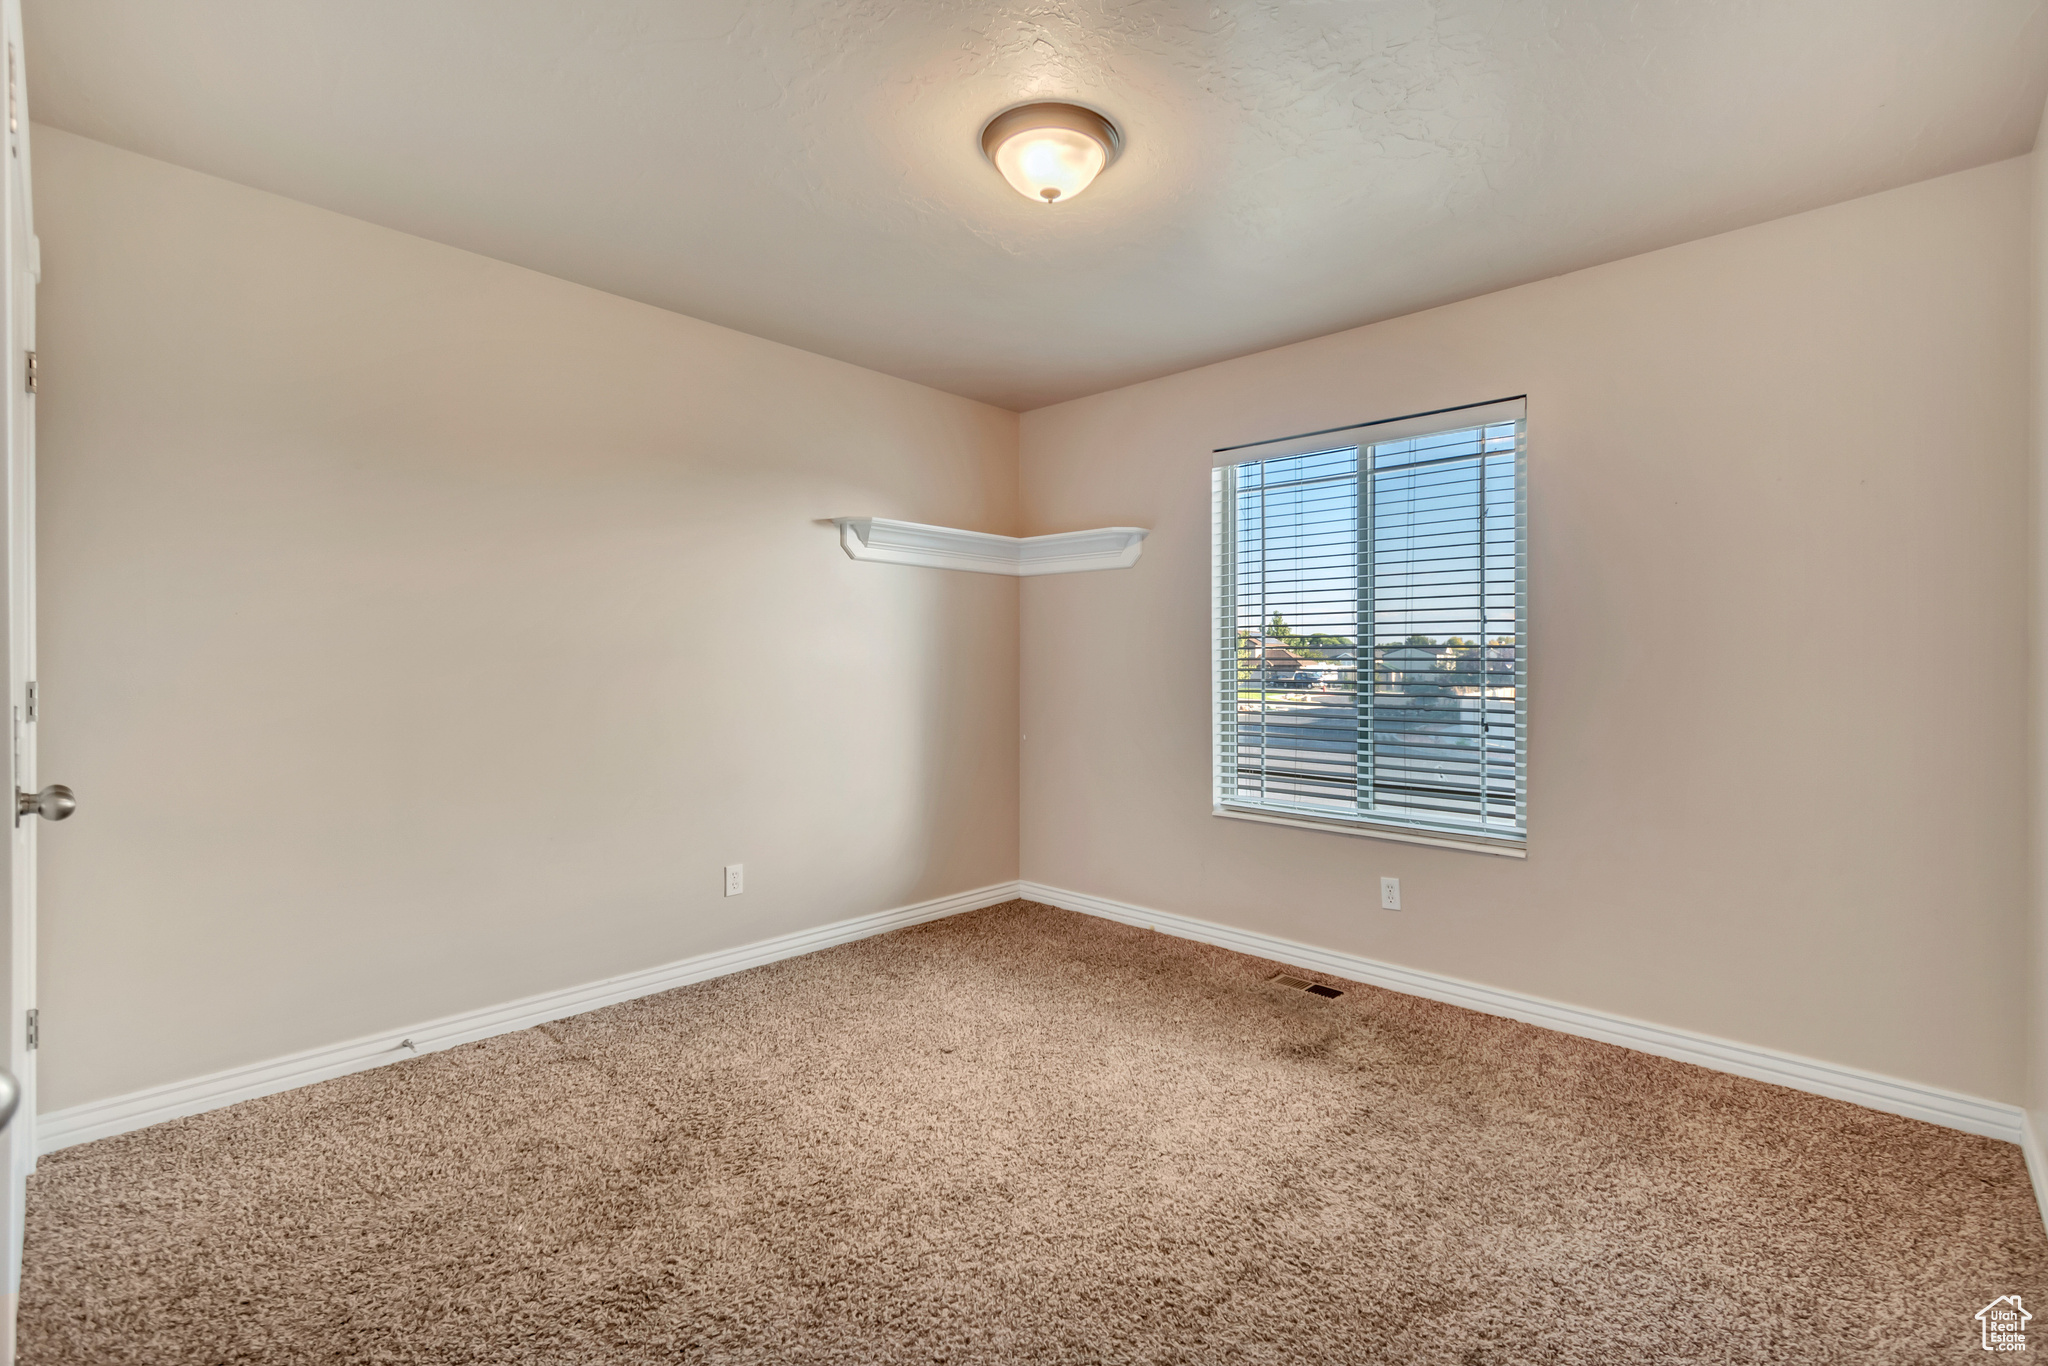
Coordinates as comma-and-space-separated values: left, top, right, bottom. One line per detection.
16, 784, 75, 824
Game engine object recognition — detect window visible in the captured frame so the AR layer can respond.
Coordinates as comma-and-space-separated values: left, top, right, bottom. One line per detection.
1211, 399, 1526, 854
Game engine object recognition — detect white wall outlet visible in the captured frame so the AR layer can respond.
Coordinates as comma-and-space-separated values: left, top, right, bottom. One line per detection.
723, 863, 744, 897
1380, 876, 1401, 911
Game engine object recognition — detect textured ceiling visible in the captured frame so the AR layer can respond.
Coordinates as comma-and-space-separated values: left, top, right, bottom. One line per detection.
23, 1, 2048, 410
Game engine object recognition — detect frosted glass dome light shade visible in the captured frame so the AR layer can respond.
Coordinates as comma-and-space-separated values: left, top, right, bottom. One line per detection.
981, 103, 1122, 204
995, 128, 1104, 204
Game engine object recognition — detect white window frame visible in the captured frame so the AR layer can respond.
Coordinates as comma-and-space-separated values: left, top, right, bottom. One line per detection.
1211, 398, 1528, 858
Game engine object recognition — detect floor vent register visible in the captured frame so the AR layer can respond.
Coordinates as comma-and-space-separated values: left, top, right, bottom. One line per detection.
1269, 972, 1344, 999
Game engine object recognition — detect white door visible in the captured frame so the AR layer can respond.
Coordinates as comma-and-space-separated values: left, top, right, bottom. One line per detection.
0, 0, 40, 1355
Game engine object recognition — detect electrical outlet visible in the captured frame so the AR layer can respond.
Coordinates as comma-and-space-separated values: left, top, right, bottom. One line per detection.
1380, 876, 1401, 911
723, 864, 744, 897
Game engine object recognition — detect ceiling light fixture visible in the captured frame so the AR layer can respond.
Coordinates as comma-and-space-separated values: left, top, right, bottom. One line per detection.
980, 102, 1123, 205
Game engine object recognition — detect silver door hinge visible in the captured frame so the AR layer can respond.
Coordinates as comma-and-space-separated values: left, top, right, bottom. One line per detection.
26, 681, 37, 723
25, 1008, 37, 1050
23, 350, 34, 394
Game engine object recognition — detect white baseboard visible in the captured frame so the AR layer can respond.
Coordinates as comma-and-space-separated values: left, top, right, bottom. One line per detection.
1019, 880, 2026, 1146
36, 880, 1025, 1155
2023, 1112, 2048, 1234
40, 877, 2030, 1166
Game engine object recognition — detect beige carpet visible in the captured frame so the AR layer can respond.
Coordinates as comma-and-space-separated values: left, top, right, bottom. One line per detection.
20, 901, 2046, 1363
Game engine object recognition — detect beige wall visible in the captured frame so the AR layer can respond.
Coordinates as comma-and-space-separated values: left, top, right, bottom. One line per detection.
31, 127, 1021, 1113
2031, 101, 2048, 1149
30, 122, 2034, 1118
1021, 157, 2031, 1103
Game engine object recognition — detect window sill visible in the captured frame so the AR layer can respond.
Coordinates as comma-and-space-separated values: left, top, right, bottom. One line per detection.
1213, 805, 1527, 858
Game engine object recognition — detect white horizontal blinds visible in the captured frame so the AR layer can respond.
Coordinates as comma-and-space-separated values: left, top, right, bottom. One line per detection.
1367, 420, 1523, 835
1225, 448, 1362, 814
1213, 466, 1238, 799
1213, 402, 1526, 845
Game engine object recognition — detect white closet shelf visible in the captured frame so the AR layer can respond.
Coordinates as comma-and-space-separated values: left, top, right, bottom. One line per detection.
833, 518, 1149, 576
